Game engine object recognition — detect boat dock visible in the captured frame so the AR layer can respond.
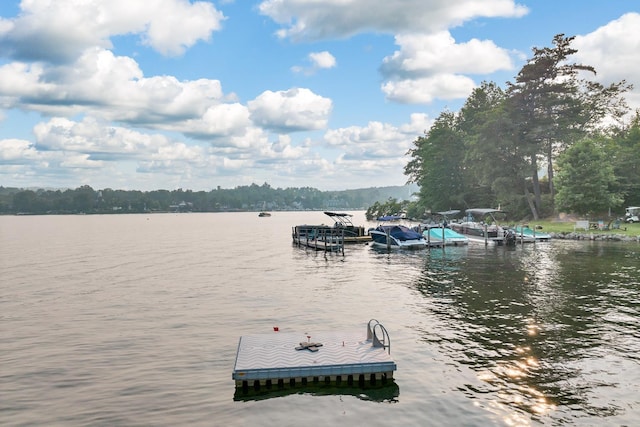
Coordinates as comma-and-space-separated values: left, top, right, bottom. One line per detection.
292, 225, 345, 253
291, 212, 371, 251
232, 320, 397, 393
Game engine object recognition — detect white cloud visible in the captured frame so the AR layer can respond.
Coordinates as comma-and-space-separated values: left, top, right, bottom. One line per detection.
259, 1, 523, 106
259, 0, 527, 40
382, 32, 514, 78
323, 118, 423, 162
0, 48, 230, 129
0, 0, 225, 62
378, 32, 514, 104
573, 12, 640, 113
309, 51, 336, 69
292, 51, 337, 75
178, 103, 252, 140
0, 138, 41, 162
382, 74, 476, 104
32, 117, 174, 159
0, 110, 423, 190
248, 88, 332, 132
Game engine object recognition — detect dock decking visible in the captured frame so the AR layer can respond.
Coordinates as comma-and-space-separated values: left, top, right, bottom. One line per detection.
232, 320, 397, 392
292, 225, 345, 253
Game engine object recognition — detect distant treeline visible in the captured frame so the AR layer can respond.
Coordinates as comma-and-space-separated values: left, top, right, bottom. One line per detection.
0, 183, 418, 215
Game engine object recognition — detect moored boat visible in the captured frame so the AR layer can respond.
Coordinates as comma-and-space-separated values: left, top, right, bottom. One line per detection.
323, 211, 371, 243
511, 225, 551, 242
423, 226, 469, 246
369, 224, 429, 250
291, 211, 370, 251
417, 210, 469, 246
449, 208, 515, 246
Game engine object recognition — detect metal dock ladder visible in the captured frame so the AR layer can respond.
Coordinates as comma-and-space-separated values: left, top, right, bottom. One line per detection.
367, 319, 391, 354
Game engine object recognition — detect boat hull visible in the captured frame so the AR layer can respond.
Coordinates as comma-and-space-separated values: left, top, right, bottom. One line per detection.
369, 225, 430, 249
424, 227, 469, 246
449, 222, 508, 245
512, 225, 551, 242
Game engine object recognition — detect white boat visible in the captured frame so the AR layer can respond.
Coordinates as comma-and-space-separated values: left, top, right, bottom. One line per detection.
449, 208, 516, 246
369, 224, 430, 250
510, 225, 551, 242
417, 210, 469, 246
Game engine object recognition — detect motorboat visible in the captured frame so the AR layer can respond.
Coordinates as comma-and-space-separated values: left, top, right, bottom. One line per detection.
258, 202, 271, 217
449, 208, 515, 246
417, 210, 469, 246
511, 225, 551, 242
324, 211, 371, 243
369, 224, 428, 250
423, 226, 469, 246
291, 212, 371, 249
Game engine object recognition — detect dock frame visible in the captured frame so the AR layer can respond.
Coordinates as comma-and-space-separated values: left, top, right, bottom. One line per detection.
232, 320, 397, 393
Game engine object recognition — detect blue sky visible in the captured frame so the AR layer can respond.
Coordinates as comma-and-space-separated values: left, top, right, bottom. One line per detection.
1, 1, 639, 191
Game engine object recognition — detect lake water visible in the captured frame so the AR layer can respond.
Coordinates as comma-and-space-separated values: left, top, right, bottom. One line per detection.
1, 212, 639, 426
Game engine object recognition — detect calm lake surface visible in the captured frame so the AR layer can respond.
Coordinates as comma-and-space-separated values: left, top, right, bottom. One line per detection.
1, 212, 639, 426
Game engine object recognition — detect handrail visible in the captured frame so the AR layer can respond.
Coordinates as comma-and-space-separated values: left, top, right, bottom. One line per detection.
367, 319, 391, 354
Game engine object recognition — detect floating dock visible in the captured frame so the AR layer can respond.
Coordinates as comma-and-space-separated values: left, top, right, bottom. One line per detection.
232, 320, 396, 392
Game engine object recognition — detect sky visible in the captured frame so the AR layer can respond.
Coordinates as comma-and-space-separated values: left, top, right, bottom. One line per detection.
0, 1, 639, 192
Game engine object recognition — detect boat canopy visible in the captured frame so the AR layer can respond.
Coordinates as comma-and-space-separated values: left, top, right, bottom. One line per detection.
435, 210, 461, 216
324, 211, 355, 227
465, 208, 505, 215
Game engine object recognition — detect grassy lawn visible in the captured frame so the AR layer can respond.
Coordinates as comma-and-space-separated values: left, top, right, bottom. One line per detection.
516, 219, 640, 236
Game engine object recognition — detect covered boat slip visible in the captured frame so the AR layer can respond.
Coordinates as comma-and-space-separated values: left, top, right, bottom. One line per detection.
232, 320, 397, 393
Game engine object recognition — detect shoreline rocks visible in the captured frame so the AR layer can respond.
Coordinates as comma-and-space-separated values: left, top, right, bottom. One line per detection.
549, 232, 640, 242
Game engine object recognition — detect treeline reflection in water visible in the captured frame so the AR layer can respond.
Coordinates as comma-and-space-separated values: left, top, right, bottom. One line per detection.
413, 242, 640, 425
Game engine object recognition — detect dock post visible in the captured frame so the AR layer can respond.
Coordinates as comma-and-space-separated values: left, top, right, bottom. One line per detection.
520, 224, 523, 245
386, 228, 391, 251
484, 224, 488, 245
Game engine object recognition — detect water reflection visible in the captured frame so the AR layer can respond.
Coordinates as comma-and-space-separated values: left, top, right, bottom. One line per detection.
233, 381, 400, 403
413, 242, 640, 424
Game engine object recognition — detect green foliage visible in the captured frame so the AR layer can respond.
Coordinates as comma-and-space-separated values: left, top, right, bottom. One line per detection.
405, 111, 467, 211
364, 198, 411, 220
555, 138, 623, 215
609, 112, 640, 205
404, 34, 635, 220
